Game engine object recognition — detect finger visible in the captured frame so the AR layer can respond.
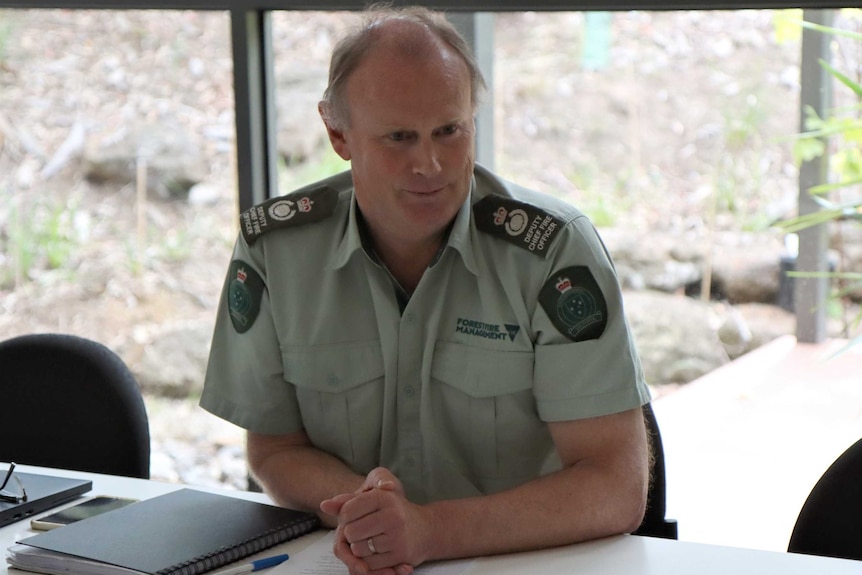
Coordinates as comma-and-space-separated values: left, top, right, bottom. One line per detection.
333, 527, 371, 575
340, 488, 387, 525
364, 467, 397, 491
367, 566, 411, 575
349, 533, 388, 558
364, 553, 414, 574
320, 492, 355, 516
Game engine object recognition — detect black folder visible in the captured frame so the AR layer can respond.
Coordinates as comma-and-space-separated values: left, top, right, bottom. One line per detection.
13, 488, 320, 575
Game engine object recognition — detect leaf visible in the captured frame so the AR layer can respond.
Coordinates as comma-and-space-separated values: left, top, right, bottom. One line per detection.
792, 138, 824, 163
798, 18, 862, 42
809, 176, 862, 194
820, 59, 862, 99
774, 9, 804, 44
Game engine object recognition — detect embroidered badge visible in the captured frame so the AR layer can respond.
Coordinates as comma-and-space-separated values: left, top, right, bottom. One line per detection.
227, 260, 265, 334
240, 184, 338, 245
538, 266, 608, 342
473, 196, 564, 257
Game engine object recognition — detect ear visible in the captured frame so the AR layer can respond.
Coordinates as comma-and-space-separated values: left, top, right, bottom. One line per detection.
319, 102, 351, 161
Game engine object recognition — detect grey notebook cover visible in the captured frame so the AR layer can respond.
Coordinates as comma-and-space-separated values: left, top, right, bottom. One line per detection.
0, 472, 92, 528
19, 488, 320, 575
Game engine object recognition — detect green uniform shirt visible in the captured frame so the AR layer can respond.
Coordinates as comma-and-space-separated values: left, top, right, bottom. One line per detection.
200, 164, 650, 504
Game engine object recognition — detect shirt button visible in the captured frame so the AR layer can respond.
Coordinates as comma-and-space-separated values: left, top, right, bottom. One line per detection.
327, 375, 339, 386
404, 313, 416, 324
404, 385, 415, 397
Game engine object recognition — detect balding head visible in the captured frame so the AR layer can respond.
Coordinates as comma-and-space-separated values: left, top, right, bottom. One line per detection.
319, 5, 486, 132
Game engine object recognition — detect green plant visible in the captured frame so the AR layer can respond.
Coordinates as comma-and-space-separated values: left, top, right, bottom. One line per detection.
777, 17, 862, 348
278, 147, 348, 193
4, 194, 80, 287
0, 11, 14, 67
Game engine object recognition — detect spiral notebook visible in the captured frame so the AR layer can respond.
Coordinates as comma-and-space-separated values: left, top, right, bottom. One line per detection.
9, 489, 320, 575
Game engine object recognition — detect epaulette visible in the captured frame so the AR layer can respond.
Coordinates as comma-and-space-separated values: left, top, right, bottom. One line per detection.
239, 184, 339, 245
473, 195, 564, 258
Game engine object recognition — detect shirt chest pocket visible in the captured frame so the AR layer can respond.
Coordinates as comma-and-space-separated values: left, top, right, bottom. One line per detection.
431, 342, 552, 486
282, 341, 385, 474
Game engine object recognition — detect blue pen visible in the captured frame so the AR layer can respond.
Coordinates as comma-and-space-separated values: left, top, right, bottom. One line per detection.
214, 554, 290, 575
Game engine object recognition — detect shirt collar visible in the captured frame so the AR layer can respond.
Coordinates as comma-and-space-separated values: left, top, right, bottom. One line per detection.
328, 176, 480, 278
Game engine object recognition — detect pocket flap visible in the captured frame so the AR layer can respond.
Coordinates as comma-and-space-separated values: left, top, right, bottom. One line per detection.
282, 340, 384, 392
432, 341, 534, 398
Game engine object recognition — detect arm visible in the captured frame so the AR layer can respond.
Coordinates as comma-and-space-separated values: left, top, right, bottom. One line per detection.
246, 429, 366, 528
330, 407, 648, 572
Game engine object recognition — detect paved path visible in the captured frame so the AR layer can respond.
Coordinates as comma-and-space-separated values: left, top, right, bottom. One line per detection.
653, 335, 862, 552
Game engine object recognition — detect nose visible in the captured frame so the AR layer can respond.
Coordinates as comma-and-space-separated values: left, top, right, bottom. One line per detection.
411, 139, 442, 177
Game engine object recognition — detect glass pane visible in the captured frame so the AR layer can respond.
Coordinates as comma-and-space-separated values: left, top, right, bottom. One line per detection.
271, 10, 354, 195
495, 9, 805, 233
0, 8, 242, 488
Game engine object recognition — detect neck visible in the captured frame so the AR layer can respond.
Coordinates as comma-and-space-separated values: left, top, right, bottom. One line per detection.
373, 234, 444, 295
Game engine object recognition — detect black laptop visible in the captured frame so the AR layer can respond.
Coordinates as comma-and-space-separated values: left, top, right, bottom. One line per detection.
0, 472, 92, 528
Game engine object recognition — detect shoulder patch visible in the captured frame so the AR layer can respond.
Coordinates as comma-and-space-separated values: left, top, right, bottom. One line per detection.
240, 184, 339, 245
473, 196, 563, 257
227, 260, 265, 334
539, 266, 608, 342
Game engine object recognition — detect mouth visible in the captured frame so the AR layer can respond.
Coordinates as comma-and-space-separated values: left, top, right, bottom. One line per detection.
404, 184, 446, 195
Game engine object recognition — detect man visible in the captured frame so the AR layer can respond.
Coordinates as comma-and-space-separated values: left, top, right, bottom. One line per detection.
201, 6, 650, 575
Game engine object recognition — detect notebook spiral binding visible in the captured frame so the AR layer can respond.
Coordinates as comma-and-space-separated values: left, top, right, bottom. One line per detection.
161, 516, 321, 575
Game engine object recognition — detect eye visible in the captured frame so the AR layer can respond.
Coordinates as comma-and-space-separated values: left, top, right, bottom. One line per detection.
436, 124, 459, 137
389, 131, 413, 142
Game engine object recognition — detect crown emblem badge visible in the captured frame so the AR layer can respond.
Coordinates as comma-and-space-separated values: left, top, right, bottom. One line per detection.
555, 276, 572, 294
236, 267, 248, 283
493, 207, 507, 226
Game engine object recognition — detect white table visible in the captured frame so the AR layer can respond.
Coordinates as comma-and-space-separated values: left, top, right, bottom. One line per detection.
2, 466, 859, 575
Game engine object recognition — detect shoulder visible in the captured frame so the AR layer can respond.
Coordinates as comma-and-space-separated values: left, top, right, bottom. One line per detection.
238, 170, 353, 245
471, 164, 587, 258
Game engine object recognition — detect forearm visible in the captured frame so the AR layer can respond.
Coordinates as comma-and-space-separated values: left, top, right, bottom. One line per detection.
423, 457, 647, 561
422, 408, 649, 562
246, 431, 364, 527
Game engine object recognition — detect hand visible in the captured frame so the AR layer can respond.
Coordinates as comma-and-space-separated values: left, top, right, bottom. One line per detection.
321, 468, 426, 575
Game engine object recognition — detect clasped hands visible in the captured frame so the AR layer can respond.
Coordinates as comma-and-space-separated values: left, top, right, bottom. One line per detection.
320, 467, 431, 575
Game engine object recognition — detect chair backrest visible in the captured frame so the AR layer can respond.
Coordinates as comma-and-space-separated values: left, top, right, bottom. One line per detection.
788, 437, 862, 561
0, 333, 150, 479
633, 402, 679, 539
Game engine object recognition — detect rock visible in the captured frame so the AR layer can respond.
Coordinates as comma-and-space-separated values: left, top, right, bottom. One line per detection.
83, 121, 208, 200
703, 231, 786, 304
734, 303, 796, 350
602, 228, 704, 293
624, 290, 730, 386
123, 321, 214, 398
717, 304, 753, 359
274, 66, 330, 166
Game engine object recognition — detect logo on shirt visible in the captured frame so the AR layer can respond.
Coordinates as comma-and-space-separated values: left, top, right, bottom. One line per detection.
267, 196, 315, 221
538, 266, 607, 342
473, 196, 563, 258
227, 260, 264, 334
455, 318, 520, 342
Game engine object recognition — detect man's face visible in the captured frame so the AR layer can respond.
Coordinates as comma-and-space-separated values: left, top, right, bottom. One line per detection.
328, 43, 475, 252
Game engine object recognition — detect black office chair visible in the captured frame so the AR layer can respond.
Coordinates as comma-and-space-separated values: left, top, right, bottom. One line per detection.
787, 437, 862, 561
0, 333, 150, 479
633, 402, 679, 539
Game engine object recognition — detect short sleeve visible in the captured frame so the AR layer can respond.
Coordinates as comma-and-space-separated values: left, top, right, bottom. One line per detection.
199, 235, 304, 435
531, 217, 650, 421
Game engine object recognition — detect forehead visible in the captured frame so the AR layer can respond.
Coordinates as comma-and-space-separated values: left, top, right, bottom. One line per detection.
346, 37, 472, 126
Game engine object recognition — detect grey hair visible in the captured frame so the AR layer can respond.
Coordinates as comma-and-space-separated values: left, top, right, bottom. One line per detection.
319, 4, 487, 132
